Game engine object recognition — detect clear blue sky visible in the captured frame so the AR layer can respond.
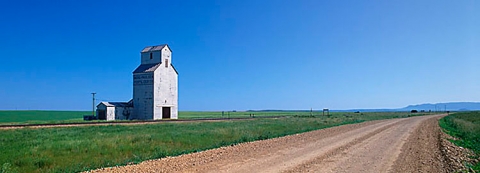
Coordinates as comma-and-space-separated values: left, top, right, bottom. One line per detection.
0, 0, 478, 111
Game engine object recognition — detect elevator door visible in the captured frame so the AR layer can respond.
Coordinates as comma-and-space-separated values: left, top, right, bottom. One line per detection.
162, 107, 171, 119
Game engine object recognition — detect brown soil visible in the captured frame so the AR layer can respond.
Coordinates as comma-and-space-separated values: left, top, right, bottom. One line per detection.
87, 114, 473, 173
390, 114, 448, 172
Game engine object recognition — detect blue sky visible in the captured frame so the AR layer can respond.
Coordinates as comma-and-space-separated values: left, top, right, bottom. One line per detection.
0, 0, 479, 111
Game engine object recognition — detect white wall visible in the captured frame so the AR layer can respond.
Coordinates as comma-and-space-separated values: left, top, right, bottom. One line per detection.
96, 104, 107, 119
106, 107, 115, 121
97, 104, 107, 111
114, 106, 133, 120
134, 45, 177, 120
133, 73, 154, 120
153, 47, 177, 119
141, 51, 161, 64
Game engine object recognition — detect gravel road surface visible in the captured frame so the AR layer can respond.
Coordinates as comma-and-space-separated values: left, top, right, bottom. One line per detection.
90, 114, 454, 173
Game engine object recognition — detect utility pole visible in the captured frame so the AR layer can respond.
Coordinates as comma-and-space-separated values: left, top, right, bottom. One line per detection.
91, 92, 96, 117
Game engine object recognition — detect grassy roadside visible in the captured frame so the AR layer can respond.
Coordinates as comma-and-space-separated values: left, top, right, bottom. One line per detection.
439, 111, 480, 171
0, 112, 425, 173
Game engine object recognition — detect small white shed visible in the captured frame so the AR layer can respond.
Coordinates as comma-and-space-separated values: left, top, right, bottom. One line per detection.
96, 100, 133, 120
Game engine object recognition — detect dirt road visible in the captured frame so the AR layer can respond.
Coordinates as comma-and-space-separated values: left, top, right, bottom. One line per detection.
91, 114, 450, 173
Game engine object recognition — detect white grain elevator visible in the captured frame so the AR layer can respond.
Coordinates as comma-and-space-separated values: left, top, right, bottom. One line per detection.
132, 44, 178, 120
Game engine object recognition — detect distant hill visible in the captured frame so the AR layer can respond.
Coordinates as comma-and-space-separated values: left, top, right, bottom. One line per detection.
344, 102, 480, 112
248, 102, 480, 112
400, 102, 480, 111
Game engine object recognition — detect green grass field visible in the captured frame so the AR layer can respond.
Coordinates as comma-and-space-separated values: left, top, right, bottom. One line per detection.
0, 111, 430, 172
439, 111, 480, 171
0, 110, 418, 125
0, 111, 89, 124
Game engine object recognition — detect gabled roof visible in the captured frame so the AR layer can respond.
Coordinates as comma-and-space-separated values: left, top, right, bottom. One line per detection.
140, 44, 172, 53
98, 101, 133, 107
171, 64, 179, 74
133, 63, 161, 73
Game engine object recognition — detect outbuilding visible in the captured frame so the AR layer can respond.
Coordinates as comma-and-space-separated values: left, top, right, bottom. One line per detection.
96, 100, 133, 120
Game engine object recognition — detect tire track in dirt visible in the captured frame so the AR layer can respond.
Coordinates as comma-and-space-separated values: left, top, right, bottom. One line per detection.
390, 114, 449, 173
89, 115, 446, 173
287, 115, 427, 173
220, 120, 401, 173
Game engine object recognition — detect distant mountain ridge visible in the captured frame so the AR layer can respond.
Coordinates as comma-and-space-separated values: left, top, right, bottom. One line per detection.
345, 102, 480, 112
248, 102, 480, 112
400, 102, 480, 111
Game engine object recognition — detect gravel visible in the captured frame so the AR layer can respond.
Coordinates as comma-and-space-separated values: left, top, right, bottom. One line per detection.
87, 114, 477, 173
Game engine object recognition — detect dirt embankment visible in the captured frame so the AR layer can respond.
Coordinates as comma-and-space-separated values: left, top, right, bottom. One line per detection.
88, 114, 473, 173
392, 115, 478, 173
